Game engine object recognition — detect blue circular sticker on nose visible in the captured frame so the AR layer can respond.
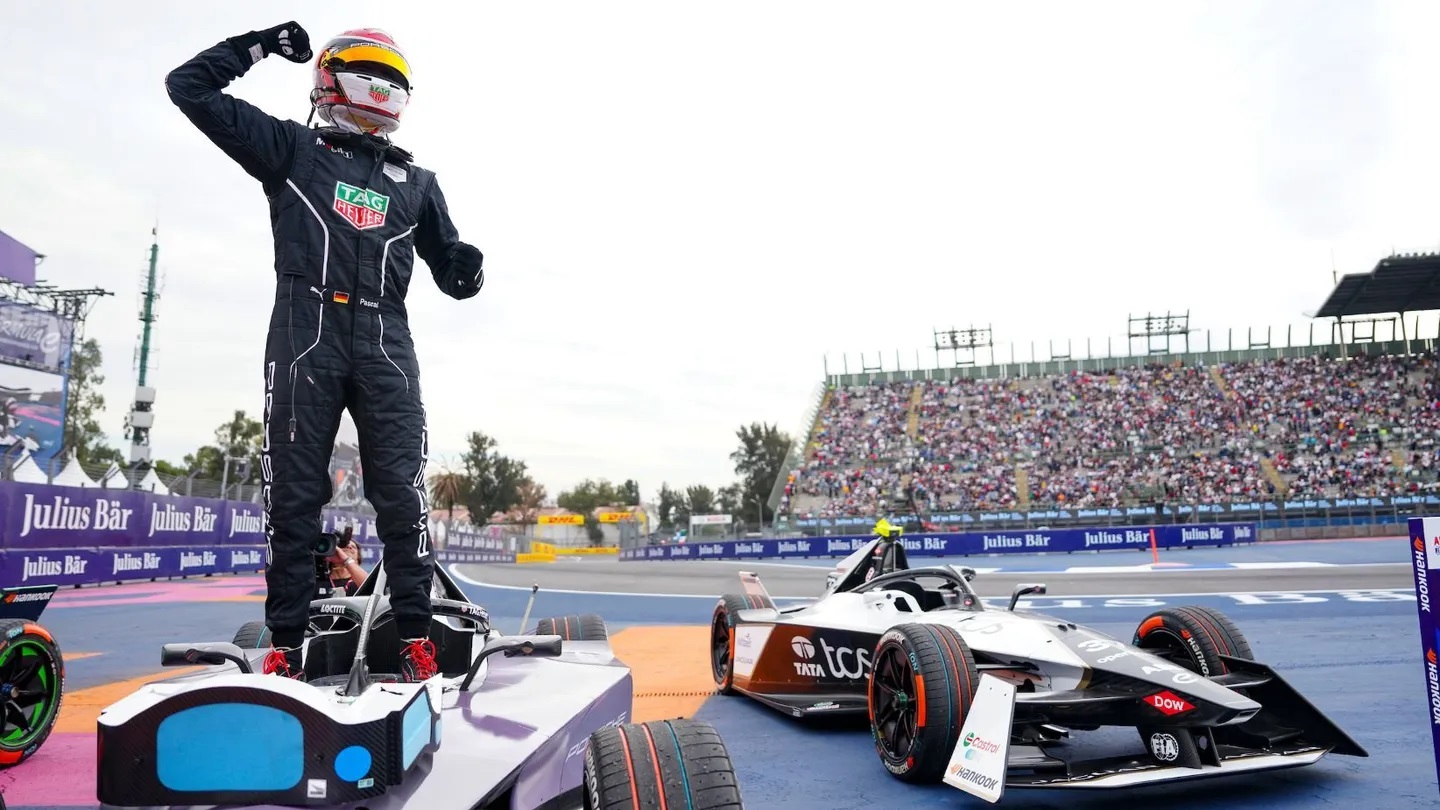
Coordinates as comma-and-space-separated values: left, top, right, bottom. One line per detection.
334, 745, 372, 782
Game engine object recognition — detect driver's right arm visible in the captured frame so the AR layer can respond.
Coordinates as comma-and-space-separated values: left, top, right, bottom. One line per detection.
164, 37, 299, 196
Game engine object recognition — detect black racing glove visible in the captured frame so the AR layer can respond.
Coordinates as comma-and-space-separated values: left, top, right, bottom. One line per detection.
436, 243, 485, 300
229, 22, 313, 66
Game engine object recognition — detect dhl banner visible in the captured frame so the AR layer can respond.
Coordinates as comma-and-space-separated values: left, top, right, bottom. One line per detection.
538, 515, 584, 525
538, 512, 639, 525
1408, 516, 1440, 795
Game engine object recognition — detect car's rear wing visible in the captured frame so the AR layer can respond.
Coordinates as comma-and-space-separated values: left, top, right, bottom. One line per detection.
0, 584, 58, 622
737, 570, 775, 607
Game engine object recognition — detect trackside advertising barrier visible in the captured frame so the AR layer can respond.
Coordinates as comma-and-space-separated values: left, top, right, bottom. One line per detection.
1408, 516, 1440, 795
0, 479, 514, 588
619, 522, 1258, 561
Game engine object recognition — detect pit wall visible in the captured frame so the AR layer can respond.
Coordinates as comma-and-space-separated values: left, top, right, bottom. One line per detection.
0, 479, 514, 589
618, 522, 1257, 561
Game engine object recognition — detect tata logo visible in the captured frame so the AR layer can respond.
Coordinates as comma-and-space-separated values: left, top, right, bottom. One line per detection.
790, 635, 871, 679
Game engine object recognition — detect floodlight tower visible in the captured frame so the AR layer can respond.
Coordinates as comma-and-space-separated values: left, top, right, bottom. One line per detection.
126, 228, 162, 466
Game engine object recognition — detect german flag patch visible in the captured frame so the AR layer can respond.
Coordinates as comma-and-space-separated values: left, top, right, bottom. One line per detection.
333, 291, 351, 304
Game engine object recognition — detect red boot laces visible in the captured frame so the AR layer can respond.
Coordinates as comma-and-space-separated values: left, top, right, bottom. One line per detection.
402, 638, 438, 680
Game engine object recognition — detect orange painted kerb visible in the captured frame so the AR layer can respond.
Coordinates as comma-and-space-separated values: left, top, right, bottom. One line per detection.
608, 626, 716, 723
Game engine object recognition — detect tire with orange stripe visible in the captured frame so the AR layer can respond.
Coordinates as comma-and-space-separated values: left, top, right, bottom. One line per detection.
0, 619, 64, 768
709, 595, 752, 693
533, 614, 608, 641
582, 718, 745, 809
1131, 605, 1254, 678
868, 622, 979, 784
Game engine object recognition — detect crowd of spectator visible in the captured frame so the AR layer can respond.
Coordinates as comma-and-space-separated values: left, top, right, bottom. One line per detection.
777, 350, 1440, 519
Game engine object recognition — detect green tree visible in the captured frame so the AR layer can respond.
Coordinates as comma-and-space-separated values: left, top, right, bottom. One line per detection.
429, 468, 469, 520
556, 479, 623, 513
716, 483, 743, 519
153, 459, 186, 479
557, 479, 624, 545
183, 410, 263, 483
656, 482, 683, 530
684, 484, 716, 516
458, 431, 529, 523
62, 338, 125, 465
620, 479, 641, 506
514, 479, 548, 525
729, 422, 792, 528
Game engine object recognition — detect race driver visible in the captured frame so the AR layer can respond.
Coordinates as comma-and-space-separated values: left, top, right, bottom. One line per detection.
165, 22, 485, 683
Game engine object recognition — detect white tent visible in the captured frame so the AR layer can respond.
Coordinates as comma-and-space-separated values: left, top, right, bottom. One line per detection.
52, 451, 97, 488
100, 462, 129, 489
7, 451, 49, 484
137, 466, 171, 495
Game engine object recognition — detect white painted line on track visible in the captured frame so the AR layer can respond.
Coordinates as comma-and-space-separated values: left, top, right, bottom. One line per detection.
1228, 561, 1335, 568
448, 565, 1413, 602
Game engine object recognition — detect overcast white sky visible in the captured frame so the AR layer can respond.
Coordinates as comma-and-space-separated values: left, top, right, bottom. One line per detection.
5, 1, 1440, 500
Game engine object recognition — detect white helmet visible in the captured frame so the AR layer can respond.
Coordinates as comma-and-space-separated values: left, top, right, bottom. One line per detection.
310, 28, 412, 136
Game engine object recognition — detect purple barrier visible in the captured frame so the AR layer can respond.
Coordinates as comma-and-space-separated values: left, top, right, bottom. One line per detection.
620, 522, 1259, 561
0, 545, 268, 588
0, 480, 516, 589
3, 481, 270, 548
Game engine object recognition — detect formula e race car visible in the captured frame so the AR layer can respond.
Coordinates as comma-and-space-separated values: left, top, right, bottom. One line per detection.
0, 583, 65, 770
96, 536, 746, 810
708, 534, 1367, 803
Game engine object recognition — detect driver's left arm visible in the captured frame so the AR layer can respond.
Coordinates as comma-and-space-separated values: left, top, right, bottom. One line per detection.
414, 172, 484, 300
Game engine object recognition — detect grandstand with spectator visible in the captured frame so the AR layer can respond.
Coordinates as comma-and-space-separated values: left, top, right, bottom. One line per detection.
767, 252, 1440, 540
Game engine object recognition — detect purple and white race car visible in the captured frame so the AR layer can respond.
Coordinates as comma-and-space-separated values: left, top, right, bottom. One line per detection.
95, 555, 744, 809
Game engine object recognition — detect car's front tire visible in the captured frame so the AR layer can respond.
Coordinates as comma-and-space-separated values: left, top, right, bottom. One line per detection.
0, 619, 64, 768
1132, 605, 1253, 677
583, 718, 744, 809
869, 622, 979, 783
1131, 605, 1255, 765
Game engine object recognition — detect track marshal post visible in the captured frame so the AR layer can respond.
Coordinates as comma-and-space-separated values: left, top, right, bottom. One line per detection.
1409, 515, 1440, 796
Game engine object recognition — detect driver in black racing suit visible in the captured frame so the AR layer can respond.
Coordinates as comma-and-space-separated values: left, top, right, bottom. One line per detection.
165, 22, 484, 683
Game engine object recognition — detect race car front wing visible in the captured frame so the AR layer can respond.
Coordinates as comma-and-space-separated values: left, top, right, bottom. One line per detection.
945, 656, 1367, 803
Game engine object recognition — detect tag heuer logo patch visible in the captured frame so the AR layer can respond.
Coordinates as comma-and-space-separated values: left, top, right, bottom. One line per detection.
369, 84, 391, 104
333, 182, 389, 230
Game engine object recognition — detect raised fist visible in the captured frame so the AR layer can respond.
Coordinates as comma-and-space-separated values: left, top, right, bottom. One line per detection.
262, 22, 312, 63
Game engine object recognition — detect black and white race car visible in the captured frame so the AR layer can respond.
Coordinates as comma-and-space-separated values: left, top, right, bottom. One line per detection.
708, 535, 1367, 803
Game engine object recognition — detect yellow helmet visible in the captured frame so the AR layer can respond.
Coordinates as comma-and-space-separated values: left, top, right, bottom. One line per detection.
873, 518, 900, 538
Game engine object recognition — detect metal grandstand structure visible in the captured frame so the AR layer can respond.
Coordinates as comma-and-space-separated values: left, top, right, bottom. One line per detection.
1314, 251, 1440, 355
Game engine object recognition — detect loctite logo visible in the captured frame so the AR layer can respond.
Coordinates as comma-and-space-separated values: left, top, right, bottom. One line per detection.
1144, 690, 1194, 716
1416, 538, 1430, 614
1427, 648, 1440, 726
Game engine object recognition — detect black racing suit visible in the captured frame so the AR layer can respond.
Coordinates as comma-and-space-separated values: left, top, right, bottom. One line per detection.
165, 36, 484, 648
